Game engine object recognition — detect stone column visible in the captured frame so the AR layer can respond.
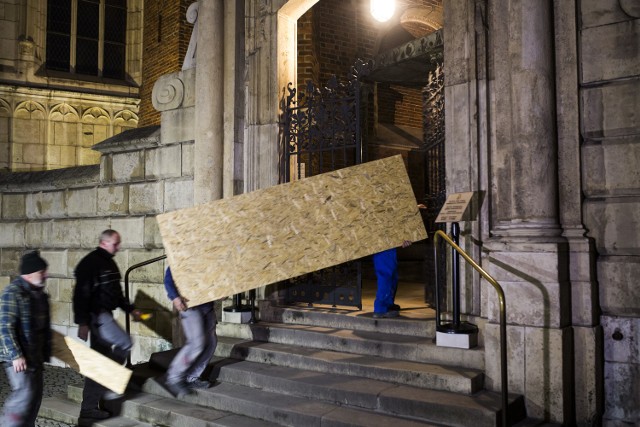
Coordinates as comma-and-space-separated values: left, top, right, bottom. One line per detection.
491, 0, 559, 236
554, 1, 602, 423
483, 0, 572, 423
194, 0, 224, 204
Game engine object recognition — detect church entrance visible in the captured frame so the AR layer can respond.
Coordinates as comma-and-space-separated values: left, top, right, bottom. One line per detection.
278, 0, 445, 317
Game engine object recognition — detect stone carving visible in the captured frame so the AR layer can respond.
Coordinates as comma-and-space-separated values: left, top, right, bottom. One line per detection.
182, 2, 198, 70
373, 29, 443, 72
82, 107, 110, 123
152, 74, 185, 111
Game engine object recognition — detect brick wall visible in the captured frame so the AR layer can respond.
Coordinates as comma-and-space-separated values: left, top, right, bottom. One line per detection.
138, 0, 194, 127
378, 84, 423, 128
297, 0, 424, 130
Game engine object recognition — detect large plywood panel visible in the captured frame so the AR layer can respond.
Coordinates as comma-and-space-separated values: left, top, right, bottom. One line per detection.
157, 155, 427, 306
51, 331, 132, 394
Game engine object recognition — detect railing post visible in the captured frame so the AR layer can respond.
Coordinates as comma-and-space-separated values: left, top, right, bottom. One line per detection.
434, 230, 509, 426
451, 222, 461, 328
124, 254, 167, 367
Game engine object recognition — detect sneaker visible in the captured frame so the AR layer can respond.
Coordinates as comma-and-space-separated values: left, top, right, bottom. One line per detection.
186, 378, 211, 389
79, 408, 111, 420
165, 380, 191, 398
373, 311, 399, 318
389, 303, 401, 311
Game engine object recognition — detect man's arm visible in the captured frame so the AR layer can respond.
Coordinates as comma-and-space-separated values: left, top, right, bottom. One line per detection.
164, 268, 187, 311
0, 288, 26, 368
73, 260, 93, 340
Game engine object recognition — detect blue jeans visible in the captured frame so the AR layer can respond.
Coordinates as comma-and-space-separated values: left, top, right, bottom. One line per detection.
81, 311, 132, 411
373, 248, 398, 314
166, 303, 217, 384
2, 364, 43, 427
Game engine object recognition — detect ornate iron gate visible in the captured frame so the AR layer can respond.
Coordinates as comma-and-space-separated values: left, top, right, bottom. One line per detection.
282, 61, 372, 309
422, 64, 446, 306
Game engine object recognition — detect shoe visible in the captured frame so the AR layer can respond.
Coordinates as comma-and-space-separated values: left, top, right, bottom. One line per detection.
389, 303, 401, 311
79, 408, 111, 420
186, 378, 211, 389
165, 380, 191, 398
373, 310, 399, 318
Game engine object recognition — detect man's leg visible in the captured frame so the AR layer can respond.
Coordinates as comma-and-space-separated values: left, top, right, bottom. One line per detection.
185, 305, 217, 383
81, 312, 131, 417
373, 249, 398, 315
2, 365, 41, 427
166, 309, 206, 384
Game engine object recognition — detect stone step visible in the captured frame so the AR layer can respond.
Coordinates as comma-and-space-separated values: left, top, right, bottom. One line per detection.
260, 301, 437, 337
64, 357, 512, 427
210, 358, 526, 427
151, 338, 483, 395
141, 376, 441, 426
40, 390, 283, 427
38, 395, 153, 427
249, 321, 484, 370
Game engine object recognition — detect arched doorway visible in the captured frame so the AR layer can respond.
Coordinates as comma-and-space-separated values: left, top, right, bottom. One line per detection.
277, 0, 444, 316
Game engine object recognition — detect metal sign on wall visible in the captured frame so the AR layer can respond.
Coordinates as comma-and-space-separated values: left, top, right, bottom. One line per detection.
435, 192, 474, 223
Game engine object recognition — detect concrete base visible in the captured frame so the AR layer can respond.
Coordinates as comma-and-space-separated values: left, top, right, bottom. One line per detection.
436, 331, 478, 349
222, 310, 253, 324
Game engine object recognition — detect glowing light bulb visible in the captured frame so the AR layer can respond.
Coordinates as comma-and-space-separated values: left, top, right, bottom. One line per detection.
370, 0, 395, 22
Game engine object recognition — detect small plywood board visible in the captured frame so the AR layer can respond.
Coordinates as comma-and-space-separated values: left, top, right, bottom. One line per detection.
51, 330, 132, 394
157, 155, 427, 307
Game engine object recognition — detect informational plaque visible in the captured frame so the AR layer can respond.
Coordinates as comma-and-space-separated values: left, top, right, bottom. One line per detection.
157, 155, 427, 307
51, 330, 132, 394
435, 192, 474, 223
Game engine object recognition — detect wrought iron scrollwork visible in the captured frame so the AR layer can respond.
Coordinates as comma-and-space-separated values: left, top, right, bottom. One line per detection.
282, 61, 371, 309
422, 63, 446, 306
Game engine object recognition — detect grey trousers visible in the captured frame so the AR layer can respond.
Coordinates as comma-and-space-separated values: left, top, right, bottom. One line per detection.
81, 311, 132, 411
2, 364, 43, 427
166, 303, 217, 384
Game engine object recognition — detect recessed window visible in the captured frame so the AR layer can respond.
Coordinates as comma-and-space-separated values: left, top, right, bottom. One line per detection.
46, 0, 126, 79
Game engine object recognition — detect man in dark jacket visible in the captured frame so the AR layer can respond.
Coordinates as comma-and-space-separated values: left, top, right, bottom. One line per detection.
0, 250, 51, 427
73, 229, 141, 422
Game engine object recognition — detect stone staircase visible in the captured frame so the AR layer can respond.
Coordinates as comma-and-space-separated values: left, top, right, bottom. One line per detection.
38, 302, 539, 426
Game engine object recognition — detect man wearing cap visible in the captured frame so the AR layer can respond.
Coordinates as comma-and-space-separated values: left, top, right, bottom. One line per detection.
72, 229, 142, 422
0, 250, 51, 427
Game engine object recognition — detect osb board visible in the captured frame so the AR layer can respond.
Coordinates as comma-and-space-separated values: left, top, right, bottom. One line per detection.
51, 331, 132, 394
157, 155, 427, 307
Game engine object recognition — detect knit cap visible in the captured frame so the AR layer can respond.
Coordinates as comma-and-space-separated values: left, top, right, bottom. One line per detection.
20, 250, 48, 275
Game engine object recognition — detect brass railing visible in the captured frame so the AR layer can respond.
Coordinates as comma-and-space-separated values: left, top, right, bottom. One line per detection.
434, 230, 509, 427
124, 254, 167, 366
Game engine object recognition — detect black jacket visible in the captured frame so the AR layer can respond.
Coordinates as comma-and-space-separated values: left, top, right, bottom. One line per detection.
73, 247, 134, 325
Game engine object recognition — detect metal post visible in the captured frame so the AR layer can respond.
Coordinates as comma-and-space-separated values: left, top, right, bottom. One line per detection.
436, 223, 477, 335
451, 222, 461, 328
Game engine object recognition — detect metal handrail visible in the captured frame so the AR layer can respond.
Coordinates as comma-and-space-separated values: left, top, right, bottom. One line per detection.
124, 254, 167, 366
434, 230, 509, 427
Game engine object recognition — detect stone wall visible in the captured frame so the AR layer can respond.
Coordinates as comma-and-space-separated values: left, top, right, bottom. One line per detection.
579, 0, 640, 423
0, 126, 194, 364
0, 90, 139, 172
0, 0, 144, 172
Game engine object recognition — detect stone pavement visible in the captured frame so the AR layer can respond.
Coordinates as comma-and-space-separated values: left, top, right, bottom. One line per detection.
1, 364, 83, 427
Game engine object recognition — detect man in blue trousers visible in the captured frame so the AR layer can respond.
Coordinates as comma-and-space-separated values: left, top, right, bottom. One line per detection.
372, 204, 425, 319
372, 242, 411, 318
